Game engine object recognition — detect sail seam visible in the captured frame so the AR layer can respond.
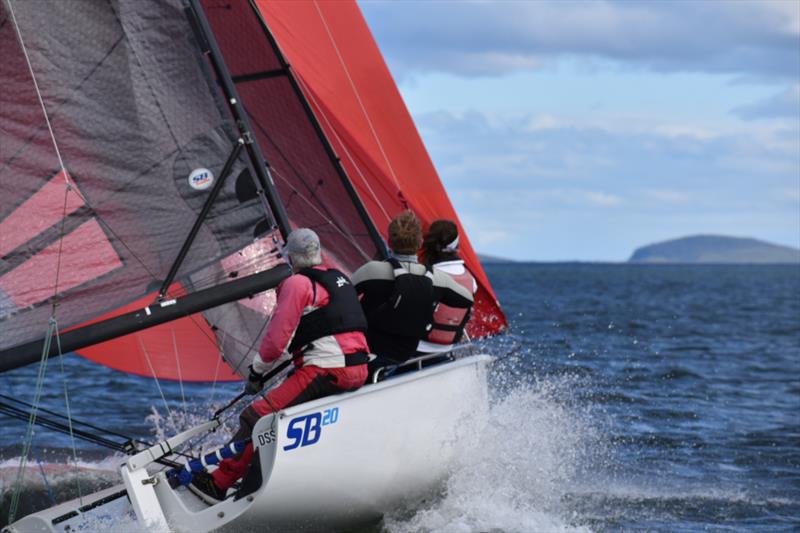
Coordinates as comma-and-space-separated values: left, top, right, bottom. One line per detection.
209, 329, 226, 403
312, 0, 402, 193
244, 110, 340, 219
0, 34, 124, 180
270, 167, 372, 260
104, 0, 181, 152
4, 0, 68, 181
294, 73, 392, 224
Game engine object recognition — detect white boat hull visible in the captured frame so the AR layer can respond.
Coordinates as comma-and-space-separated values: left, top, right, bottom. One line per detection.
4, 354, 491, 532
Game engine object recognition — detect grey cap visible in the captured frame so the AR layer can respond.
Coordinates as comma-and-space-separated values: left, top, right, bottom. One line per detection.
282, 228, 321, 258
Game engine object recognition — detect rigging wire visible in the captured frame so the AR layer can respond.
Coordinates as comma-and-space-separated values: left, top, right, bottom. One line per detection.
0, 396, 149, 451
55, 319, 83, 506
137, 333, 174, 423
230, 312, 271, 376
4, 0, 67, 181
35, 451, 57, 506
312, 0, 403, 194
4, 4, 86, 517
172, 329, 188, 415
246, 112, 346, 232
8, 318, 55, 524
209, 329, 226, 404
270, 166, 372, 261
294, 72, 393, 224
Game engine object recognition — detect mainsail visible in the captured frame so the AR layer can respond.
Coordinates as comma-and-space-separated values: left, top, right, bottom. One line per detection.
0, 0, 506, 383
0, 0, 288, 379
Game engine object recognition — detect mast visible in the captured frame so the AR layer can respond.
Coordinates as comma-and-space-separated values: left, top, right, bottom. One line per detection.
185, 0, 291, 241
243, 0, 388, 259
157, 140, 244, 301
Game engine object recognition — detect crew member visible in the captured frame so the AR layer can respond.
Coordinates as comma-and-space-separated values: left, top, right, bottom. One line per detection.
418, 219, 477, 354
351, 210, 473, 375
192, 228, 369, 501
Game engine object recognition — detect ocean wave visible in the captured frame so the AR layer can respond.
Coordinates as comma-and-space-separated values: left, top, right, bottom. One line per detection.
384, 371, 606, 533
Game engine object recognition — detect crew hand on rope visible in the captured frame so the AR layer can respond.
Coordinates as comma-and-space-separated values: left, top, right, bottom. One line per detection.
212, 359, 292, 419
245, 364, 266, 395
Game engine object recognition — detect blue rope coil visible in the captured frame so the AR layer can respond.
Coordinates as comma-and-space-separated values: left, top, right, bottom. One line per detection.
167, 440, 249, 487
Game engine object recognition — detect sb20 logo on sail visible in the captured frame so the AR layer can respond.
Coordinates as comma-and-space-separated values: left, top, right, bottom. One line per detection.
283, 407, 339, 451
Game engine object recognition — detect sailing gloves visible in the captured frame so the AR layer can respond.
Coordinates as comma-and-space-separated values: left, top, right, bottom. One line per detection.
245, 365, 264, 395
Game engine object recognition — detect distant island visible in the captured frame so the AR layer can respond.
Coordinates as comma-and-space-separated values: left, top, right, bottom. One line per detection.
477, 253, 515, 264
629, 235, 800, 264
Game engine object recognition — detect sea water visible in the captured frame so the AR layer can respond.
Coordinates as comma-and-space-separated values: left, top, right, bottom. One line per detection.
1, 264, 798, 531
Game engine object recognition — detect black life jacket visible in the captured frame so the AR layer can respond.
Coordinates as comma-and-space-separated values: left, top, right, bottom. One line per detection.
365, 258, 436, 339
288, 268, 368, 354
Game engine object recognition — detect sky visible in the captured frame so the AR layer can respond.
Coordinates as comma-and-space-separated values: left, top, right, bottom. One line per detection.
359, 0, 800, 261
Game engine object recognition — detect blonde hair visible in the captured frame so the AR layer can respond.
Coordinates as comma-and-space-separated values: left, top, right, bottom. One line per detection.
388, 210, 422, 255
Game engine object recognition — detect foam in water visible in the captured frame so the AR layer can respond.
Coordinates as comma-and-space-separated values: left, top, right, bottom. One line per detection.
384, 370, 603, 533
64, 511, 146, 533
4, 352, 609, 532
0, 401, 238, 530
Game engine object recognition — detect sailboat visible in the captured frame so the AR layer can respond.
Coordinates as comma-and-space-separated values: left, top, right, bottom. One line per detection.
0, 0, 507, 531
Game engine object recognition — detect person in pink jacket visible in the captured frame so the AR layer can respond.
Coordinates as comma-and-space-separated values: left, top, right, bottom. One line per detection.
192, 228, 369, 501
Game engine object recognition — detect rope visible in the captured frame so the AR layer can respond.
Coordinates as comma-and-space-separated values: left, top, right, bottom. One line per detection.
35, 451, 57, 506
209, 329, 227, 404
8, 319, 55, 524
4, 10, 77, 518
137, 334, 174, 422
270, 167, 372, 261
55, 320, 83, 505
172, 329, 187, 414
312, 0, 403, 193
5, 0, 67, 180
294, 72, 392, 224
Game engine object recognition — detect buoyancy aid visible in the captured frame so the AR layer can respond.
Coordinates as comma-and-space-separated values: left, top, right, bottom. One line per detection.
425, 268, 475, 345
366, 258, 436, 338
288, 268, 368, 355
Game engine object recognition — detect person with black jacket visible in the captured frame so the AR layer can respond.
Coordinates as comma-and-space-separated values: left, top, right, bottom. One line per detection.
351, 211, 473, 375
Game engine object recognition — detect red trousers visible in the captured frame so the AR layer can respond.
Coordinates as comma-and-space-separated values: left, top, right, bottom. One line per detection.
211, 364, 366, 491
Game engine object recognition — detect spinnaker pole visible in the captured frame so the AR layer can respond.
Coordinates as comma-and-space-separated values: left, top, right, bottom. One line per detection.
0, 264, 291, 373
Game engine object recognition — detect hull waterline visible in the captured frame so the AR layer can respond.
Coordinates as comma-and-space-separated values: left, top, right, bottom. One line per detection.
4, 354, 492, 532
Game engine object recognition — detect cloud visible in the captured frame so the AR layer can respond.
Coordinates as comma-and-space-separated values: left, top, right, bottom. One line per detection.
419, 109, 798, 197
417, 109, 799, 259
582, 191, 624, 207
472, 229, 511, 247
361, 0, 800, 80
643, 189, 690, 204
731, 84, 800, 120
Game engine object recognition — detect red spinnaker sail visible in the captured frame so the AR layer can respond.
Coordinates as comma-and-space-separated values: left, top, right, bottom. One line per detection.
255, 0, 508, 336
